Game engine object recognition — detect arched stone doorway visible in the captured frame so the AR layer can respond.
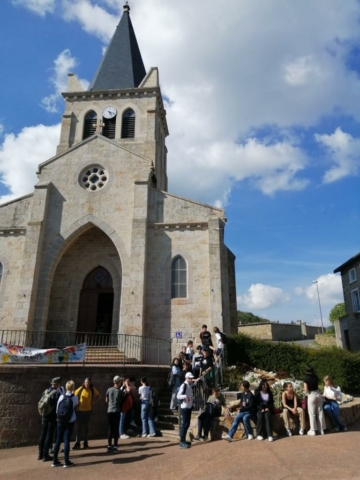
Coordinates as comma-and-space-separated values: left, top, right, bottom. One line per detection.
77, 266, 114, 334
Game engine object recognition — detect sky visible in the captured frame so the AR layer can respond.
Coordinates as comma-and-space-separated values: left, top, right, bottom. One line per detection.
1, 0, 360, 327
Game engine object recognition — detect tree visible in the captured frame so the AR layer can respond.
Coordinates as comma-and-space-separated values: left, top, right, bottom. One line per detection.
237, 311, 270, 325
329, 303, 346, 324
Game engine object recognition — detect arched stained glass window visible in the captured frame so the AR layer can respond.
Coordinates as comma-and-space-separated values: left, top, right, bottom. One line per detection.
83, 111, 97, 139
121, 109, 135, 139
171, 256, 187, 298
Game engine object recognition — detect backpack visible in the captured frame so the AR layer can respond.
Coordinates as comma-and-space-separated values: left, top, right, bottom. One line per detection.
149, 389, 159, 408
38, 388, 57, 416
167, 370, 175, 387
57, 394, 74, 423
219, 331, 228, 345
121, 392, 134, 413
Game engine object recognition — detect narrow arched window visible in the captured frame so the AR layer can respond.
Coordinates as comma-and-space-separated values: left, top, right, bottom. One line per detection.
171, 256, 187, 298
0, 263, 3, 285
83, 111, 97, 139
121, 109, 135, 139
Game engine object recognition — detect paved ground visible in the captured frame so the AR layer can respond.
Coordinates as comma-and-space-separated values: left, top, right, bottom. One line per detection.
2, 423, 360, 480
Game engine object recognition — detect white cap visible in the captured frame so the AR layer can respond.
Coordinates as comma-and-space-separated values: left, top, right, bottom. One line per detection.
185, 372, 194, 379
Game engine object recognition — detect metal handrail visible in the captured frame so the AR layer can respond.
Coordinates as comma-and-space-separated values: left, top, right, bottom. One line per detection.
0, 330, 171, 366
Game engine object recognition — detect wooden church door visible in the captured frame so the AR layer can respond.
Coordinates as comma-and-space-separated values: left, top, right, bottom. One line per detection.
77, 266, 114, 334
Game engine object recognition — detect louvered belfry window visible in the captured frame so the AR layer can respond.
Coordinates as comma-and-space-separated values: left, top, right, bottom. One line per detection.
83, 111, 97, 139
103, 117, 116, 139
121, 109, 135, 139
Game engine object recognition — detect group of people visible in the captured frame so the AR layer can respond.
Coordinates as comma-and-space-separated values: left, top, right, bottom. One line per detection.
38, 374, 158, 468
170, 325, 225, 410
222, 366, 347, 443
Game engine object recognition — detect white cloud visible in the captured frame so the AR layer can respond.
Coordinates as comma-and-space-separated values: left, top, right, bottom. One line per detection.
12, 0, 56, 16
41, 50, 89, 113
0, 124, 61, 203
238, 283, 289, 310
315, 128, 360, 183
295, 274, 343, 306
6, 0, 360, 204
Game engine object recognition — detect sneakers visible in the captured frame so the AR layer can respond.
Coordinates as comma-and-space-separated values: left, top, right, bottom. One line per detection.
120, 434, 129, 439
179, 442, 190, 449
51, 461, 62, 467
247, 435, 254, 440
37, 454, 43, 461
257, 435, 263, 441
148, 433, 156, 437
42, 455, 53, 462
341, 427, 348, 432
141, 433, 147, 438
222, 434, 233, 442
83, 442, 89, 449
112, 446, 118, 453
130, 421, 137, 427
299, 428, 304, 435
307, 430, 316, 436
201, 436, 208, 442
194, 435, 201, 441
268, 436, 274, 442
63, 461, 75, 468
286, 428, 292, 437
107, 445, 113, 452
320, 430, 325, 435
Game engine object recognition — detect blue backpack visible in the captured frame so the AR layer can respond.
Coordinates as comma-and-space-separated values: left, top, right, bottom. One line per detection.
57, 394, 74, 423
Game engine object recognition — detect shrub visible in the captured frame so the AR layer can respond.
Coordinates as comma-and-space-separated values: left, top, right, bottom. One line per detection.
226, 334, 360, 393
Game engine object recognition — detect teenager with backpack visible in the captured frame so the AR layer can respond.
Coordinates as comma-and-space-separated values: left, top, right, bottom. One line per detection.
38, 377, 63, 462
51, 380, 79, 468
72, 377, 101, 450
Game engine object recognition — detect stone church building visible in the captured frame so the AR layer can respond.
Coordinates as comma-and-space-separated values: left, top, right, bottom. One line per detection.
0, 4, 237, 352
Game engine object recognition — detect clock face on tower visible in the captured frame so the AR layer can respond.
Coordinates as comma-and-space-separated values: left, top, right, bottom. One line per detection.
102, 106, 117, 119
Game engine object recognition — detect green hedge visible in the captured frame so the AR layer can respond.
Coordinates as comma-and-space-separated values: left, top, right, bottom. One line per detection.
226, 334, 360, 393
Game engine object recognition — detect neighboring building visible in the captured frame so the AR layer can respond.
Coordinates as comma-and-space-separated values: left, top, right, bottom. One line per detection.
0, 4, 237, 354
334, 252, 360, 351
238, 321, 321, 342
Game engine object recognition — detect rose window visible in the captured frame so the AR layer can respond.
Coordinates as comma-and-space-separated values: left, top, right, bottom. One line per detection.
80, 165, 109, 191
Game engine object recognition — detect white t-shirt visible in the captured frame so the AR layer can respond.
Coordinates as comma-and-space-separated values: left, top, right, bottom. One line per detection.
215, 332, 223, 349
139, 385, 151, 401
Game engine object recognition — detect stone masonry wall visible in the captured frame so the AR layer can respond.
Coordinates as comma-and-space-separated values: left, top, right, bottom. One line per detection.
238, 323, 273, 340
0, 365, 168, 448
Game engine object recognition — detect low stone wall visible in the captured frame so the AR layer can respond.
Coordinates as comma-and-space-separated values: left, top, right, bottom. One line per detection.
0, 364, 168, 448
314, 334, 337, 347
187, 397, 360, 441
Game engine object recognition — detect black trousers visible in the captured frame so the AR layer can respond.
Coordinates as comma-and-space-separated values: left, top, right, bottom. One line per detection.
107, 412, 120, 446
38, 415, 56, 457
256, 410, 273, 438
180, 408, 192, 443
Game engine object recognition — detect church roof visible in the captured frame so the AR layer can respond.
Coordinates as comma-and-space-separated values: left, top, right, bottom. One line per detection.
88, 2, 146, 91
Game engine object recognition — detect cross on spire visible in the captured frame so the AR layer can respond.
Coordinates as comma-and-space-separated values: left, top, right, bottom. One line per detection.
93, 119, 105, 134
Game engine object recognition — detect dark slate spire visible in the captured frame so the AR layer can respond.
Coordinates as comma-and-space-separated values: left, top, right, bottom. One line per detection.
89, 2, 146, 91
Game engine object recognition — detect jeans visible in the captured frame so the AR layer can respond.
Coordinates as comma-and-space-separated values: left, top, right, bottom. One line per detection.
38, 415, 56, 457
180, 407, 192, 443
53, 421, 75, 465
119, 411, 128, 435
307, 391, 326, 432
256, 410, 273, 438
141, 400, 155, 435
229, 411, 253, 437
107, 412, 120, 446
75, 410, 92, 443
323, 401, 345, 430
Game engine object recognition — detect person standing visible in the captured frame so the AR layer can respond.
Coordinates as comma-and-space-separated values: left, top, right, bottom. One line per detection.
138, 377, 156, 437
72, 377, 101, 450
192, 345, 204, 379
303, 366, 326, 436
105, 376, 123, 453
51, 380, 79, 468
170, 358, 182, 410
199, 325, 213, 351
38, 377, 62, 462
177, 372, 195, 449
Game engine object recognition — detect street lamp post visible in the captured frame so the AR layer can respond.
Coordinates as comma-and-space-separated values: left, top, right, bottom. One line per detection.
313, 280, 325, 334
